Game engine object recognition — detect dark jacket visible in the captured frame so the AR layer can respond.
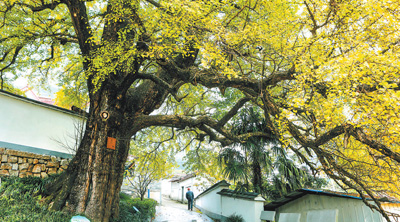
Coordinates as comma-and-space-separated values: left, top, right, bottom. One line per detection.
186, 190, 194, 200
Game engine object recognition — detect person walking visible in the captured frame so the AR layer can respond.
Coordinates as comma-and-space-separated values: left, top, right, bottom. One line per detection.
185, 187, 194, 211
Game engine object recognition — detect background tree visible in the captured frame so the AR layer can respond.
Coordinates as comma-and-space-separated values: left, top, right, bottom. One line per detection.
0, 78, 25, 95
263, 156, 327, 201
1, 1, 400, 221
125, 138, 175, 200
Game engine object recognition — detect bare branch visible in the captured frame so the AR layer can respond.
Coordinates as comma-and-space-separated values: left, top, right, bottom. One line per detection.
0, 46, 22, 73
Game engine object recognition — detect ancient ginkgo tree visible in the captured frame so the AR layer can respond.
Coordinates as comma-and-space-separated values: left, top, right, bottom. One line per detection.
1, 0, 400, 221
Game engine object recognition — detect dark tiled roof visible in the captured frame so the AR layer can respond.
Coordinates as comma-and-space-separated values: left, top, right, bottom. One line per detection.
264, 188, 400, 211
170, 173, 196, 182
0, 89, 84, 117
217, 188, 262, 200
195, 180, 231, 200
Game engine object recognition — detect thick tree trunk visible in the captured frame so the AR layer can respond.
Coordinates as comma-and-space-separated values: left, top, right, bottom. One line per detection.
44, 85, 134, 222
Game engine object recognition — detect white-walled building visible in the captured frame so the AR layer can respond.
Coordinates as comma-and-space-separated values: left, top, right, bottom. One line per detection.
195, 180, 266, 222
263, 189, 400, 222
169, 173, 210, 203
0, 89, 85, 158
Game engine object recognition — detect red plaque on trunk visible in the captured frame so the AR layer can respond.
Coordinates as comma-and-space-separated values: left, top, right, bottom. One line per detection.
107, 137, 116, 150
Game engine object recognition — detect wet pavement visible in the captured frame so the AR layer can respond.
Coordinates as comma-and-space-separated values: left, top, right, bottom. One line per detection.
153, 196, 214, 222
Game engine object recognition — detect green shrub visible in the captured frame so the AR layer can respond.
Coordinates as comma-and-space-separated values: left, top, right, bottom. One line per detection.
131, 198, 157, 218
0, 176, 158, 222
111, 193, 158, 222
114, 201, 141, 222
0, 175, 72, 222
226, 213, 245, 222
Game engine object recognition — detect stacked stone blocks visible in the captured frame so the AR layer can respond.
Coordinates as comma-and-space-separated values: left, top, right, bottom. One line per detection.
0, 148, 70, 178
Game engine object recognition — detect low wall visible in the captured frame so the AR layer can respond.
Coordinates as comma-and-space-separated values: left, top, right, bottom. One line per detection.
0, 147, 70, 178
220, 194, 265, 222
196, 186, 265, 222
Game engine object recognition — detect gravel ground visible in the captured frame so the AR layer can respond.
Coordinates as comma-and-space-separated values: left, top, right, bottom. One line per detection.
153, 196, 214, 222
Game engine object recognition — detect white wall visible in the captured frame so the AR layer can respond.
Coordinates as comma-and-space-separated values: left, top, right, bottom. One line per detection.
161, 179, 172, 197
170, 179, 185, 202
170, 176, 209, 203
221, 195, 265, 222
276, 194, 384, 222
196, 185, 265, 222
195, 185, 226, 218
171, 177, 194, 202
0, 92, 85, 157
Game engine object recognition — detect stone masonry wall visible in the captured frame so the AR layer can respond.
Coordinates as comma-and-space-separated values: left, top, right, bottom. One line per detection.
0, 148, 70, 178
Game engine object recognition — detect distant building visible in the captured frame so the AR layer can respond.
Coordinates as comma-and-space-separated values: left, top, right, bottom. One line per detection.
169, 173, 209, 203
21, 86, 55, 105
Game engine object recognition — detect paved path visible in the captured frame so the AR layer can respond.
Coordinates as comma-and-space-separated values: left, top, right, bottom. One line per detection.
153, 196, 214, 222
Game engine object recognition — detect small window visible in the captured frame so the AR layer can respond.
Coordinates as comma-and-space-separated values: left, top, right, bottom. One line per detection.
260, 211, 275, 221
279, 213, 301, 222
306, 209, 338, 222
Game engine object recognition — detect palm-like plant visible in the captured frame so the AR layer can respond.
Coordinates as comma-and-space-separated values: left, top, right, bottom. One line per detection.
219, 107, 275, 194
219, 107, 326, 200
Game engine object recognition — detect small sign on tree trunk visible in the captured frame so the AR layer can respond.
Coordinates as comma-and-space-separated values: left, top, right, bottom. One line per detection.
107, 137, 116, 150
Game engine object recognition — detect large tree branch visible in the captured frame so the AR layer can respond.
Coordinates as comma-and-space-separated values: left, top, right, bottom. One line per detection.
314, 148, 392, 222
307, 77, 400, 98
144, 0, 164, 10
134, 114, 274, 146
53, 34, 79, 44
347, 125, 400, 164
191, 68, 295, 96
18, 1, 64, 12
136, 114, 229, 136
197, 125, 233, 146
217, 97, 251, 128
65, 0, 92, 56
286, 119, 400, 165
137, 72, 185, 102
356, 81, 400, 93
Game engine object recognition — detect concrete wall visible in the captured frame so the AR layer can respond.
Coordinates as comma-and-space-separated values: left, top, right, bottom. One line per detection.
0, 147, 69, 178
195, 184, 226, 221
220, 195, 265, 222
0, 91, 85, 158
276, 194, 384, 222
195, 182, 265, 222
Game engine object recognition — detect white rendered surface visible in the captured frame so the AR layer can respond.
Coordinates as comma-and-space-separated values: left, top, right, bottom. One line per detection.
0, 92, 84, 156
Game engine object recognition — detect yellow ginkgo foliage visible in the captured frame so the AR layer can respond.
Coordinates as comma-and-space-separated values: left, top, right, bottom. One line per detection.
2, 0, 400, 221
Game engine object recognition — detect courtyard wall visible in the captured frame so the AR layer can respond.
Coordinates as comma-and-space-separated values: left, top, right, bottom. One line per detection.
0, 147, 70, 178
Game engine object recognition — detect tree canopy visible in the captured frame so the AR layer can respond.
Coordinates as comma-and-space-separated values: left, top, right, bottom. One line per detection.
1, 0, 400, 221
